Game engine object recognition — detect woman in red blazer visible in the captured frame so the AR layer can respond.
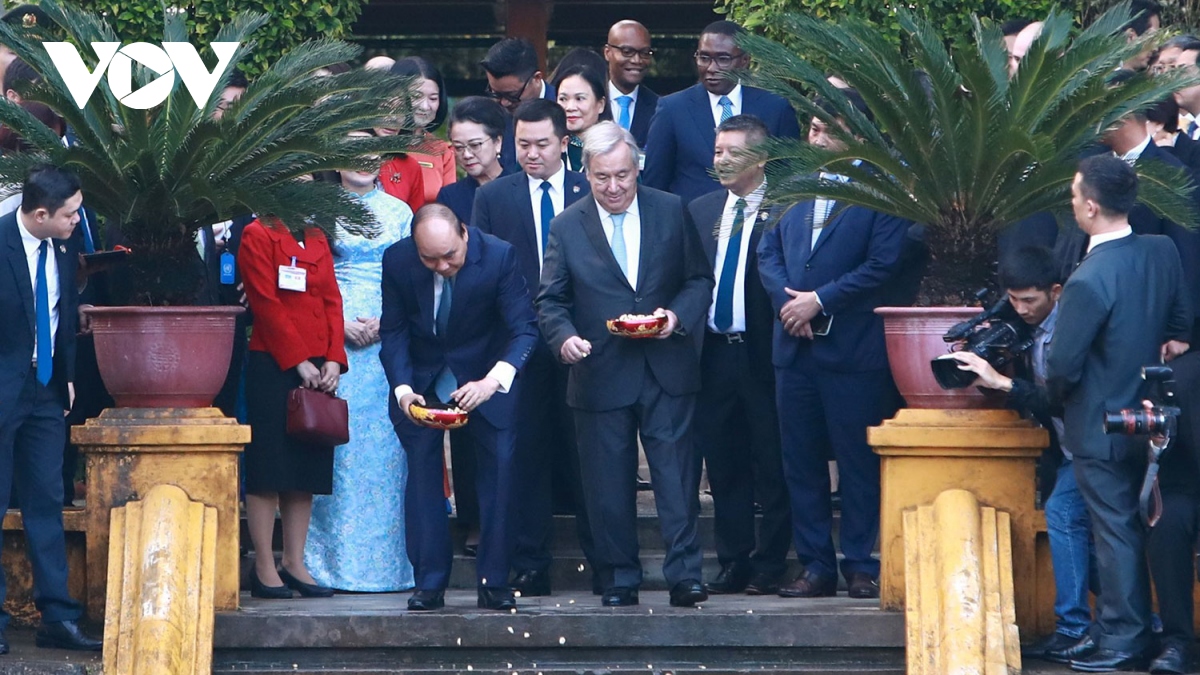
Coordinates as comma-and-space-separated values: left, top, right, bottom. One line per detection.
239, 216, 348, 600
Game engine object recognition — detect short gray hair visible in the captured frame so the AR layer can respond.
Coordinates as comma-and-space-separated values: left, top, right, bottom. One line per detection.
582, 121, 640, 171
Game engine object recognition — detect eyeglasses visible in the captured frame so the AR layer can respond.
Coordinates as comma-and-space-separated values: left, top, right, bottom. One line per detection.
451, 139, 493, 155
694, 52, 745, 68
606, 44, 654, 61
484, 72, 533, 105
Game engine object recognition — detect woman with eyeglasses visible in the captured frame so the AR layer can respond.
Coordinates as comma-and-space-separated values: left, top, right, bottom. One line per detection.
552, 63, 611, 173
436, 97, 509, 226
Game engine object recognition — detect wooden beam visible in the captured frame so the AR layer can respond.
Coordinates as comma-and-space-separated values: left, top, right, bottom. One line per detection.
505, 0, 550, 71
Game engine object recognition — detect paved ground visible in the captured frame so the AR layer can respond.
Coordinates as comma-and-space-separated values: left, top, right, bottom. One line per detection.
0, 629, 100, 674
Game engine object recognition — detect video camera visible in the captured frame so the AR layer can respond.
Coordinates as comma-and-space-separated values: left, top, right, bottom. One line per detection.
930, 290, 1036, 390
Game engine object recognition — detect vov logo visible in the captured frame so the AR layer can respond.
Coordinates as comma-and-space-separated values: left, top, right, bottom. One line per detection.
42, 41, 239, 110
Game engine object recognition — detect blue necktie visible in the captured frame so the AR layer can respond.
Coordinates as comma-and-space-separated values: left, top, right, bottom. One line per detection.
610, 212, 628, 278
1189, 120, 1199, 140
434, 275, 457, 403
617, 95, 633, 130
539, 181, 554, 254
714, 198, 746, 332
35, 240, 52, 385
78, 208, 95, 254
718, 95, 733, 123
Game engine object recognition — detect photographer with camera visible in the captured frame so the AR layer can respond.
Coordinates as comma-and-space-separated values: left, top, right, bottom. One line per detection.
1045, 155, 1192, 673
948, 246, 1098, 665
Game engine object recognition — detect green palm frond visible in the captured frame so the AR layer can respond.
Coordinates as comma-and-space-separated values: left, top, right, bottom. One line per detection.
742, 1, 1200, 305
0, 0, 420, 305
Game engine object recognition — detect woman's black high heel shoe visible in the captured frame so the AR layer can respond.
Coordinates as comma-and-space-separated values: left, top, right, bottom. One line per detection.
279, 566, 335, 598
249, 565, 294, 599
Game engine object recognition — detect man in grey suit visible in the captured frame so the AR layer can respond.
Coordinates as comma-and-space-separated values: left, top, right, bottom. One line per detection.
1047, 155, 1193, 673
537, 121, 714, 607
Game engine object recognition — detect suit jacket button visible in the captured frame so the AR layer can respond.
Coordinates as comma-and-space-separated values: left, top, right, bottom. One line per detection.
634, 297, 642, 303
804, 264, 812, 270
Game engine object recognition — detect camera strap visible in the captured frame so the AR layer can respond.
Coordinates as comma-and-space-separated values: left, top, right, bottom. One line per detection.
1138, 459, 1162, 528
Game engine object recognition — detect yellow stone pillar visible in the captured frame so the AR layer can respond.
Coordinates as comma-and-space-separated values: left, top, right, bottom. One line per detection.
72, 408, 248, 619
868, 408, 1046, 632
103, 484, 217, 675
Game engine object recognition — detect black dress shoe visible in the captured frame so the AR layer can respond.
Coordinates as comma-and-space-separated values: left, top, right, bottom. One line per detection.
35, 620, 102, 651
249, 566, 293, 599
1070, 648, 1149, 672
1048, 635, 1098, 664
0, 628, 8, 655
511, 569, 551, 596
704, 561, 750, 595
778, 570, 837, 598
1023, 632, 1087, 662
669, 580, 708, 607
407, 589, 445, 611
279, 567, 335, 598
744, 572, 782, 595
846, 572, 880, 599
601, 586, 639, 606
1150, 644, 1189, 674
478, 586, 517, 611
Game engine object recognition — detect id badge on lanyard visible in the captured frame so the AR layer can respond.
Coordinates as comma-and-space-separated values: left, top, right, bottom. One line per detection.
278, 256, 307, 292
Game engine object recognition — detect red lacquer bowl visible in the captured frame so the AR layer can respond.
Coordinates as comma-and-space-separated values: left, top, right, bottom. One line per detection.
607, 314, 667, 339
409, 402, 469, 430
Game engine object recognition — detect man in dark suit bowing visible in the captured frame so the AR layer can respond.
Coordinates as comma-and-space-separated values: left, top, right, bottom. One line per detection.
757, 96, 909, 600
482, 38, 557, 172
472, 99, 600, 596
603, 20, 659, 149
1047, 156, 1193, 672
642, 20, 800, 204
0, 165, 100, 652
687, 115, 791, 596
538, 121, 714, 607
380, 203, 538, 612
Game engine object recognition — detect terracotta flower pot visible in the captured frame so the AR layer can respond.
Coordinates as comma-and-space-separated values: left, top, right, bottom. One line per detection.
86, 306, 245, 408
875, 306, 999, 410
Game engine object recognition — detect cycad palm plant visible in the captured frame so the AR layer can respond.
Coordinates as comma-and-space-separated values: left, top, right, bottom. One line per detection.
0, 0, 416, 305
741, 2, 1200, 305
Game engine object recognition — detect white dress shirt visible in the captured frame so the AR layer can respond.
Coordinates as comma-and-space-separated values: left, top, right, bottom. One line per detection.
708, 83, 743, 128
1118, 134, 1152, 165
707, 183, 764, 333
528, 166, 566, 269
391, 273, 516, 404
18, 212, 59, 360
1086, 225, 1133, 254
599, 196, 642, 290
608, 81, 639, 124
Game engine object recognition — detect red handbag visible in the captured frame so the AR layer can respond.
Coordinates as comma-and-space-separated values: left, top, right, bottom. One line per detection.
286, 387, 350, 447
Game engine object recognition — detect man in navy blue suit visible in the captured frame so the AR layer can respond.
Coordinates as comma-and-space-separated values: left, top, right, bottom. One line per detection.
757, 97, 908, 600
472, 99, 599, 596
642, 20, 801, 204
482, 38, 558, 172
380, 204, 538, 612
0, 165, 100, 653
687, 115, 792, 596
603, 20, 659, 149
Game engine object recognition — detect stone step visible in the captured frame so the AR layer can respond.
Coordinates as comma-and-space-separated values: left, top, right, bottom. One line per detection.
212, 591, 905, 674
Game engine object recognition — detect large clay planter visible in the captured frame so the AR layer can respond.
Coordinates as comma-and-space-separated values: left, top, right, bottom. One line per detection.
86, 306, 245, 408
876, 306, 994, 409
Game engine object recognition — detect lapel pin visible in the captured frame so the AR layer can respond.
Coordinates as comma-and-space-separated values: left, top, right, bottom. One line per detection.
758, 210, 770, 223
58, 244, 66, 254
572, 185, 580, 194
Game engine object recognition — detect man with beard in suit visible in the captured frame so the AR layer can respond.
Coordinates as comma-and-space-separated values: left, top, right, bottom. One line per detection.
686, 114, 791, 596
642, 20, 800, 203
472, 99, 599, 596
537, 121, 714, 607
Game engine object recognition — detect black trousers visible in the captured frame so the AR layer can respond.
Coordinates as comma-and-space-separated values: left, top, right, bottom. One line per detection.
574, 364, 703, 589
1147, 490, 1199, 650
0, 371, 82, 628
510, 347, 597, 577
693, 333, 791, 578
1074, 453, 1154, 653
